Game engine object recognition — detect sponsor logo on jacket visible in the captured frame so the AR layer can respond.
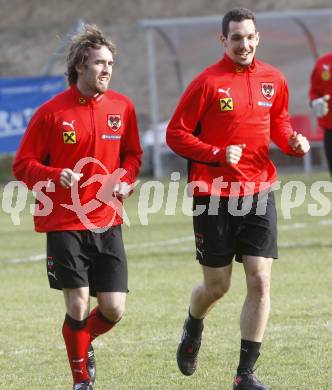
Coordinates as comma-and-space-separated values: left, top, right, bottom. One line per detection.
220, 98, 233, 111
258, 101, 272, 108
63, 131, 77, 144
102, 134, 121, 140
218, 87, 231, 97
219, 87, 233, 111
62, 120, 75, 130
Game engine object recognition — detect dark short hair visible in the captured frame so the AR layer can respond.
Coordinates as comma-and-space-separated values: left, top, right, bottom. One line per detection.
66, 24, 116, 85
222, 8, 257, 37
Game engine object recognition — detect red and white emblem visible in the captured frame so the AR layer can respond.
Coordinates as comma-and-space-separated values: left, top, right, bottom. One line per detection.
107, 114, 121, 132
261, 82, 274, 100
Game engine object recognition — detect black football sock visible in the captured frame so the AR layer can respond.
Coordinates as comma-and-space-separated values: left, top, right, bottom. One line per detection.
237, 339, 261, 375
185, 308, 204, 338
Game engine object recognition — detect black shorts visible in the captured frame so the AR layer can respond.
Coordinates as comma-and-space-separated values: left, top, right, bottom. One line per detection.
323, 128, 332, 175
46, 226, 128, 296
193, 191, 278, 268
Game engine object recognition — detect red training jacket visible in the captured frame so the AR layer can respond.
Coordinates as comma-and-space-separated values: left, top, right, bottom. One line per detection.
13, 85, 142, 232
309, 51, 332, 129
166, 54, 303, 197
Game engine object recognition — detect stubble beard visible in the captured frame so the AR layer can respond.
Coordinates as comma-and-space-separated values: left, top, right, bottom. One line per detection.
96, 81, 109, 94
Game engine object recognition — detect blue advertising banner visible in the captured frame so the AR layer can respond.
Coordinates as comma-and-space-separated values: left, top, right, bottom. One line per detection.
0, 75, 66, 153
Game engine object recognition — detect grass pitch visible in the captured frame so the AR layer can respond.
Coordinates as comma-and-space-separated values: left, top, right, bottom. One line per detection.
0, 171, 331, 389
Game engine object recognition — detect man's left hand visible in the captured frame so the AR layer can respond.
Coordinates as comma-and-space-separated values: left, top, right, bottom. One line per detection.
113, 182, 132, 199
288, 132, 310, 154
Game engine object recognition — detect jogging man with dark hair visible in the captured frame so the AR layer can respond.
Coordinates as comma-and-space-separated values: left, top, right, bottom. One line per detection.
13, 24, 142, 390
167, 8, 310, 390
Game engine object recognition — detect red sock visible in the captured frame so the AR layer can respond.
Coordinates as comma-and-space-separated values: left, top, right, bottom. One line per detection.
62, 315, 90, 384
86, 306, 116, 342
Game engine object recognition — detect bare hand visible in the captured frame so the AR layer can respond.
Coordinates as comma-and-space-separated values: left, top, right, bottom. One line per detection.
226, 144, 246, 164
113, 182, 132, 199
288, 132, 310, 154
60, 168, 83, 189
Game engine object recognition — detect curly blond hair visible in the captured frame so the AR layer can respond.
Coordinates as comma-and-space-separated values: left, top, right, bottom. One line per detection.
66, 24, 116, 85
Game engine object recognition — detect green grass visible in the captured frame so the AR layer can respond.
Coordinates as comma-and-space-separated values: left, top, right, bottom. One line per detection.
0, 171, 331, 389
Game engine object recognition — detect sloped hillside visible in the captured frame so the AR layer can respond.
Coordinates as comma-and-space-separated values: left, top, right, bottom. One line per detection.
1, 0, 331, 127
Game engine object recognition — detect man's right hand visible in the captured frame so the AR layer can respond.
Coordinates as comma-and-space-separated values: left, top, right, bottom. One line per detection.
311, 94, 330, 118
226, 144, 246, 164
60, 168, 83, 189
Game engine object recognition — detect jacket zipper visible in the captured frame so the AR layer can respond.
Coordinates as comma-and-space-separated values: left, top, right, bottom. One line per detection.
89, 103, 96, 139
246, 70, 253, 107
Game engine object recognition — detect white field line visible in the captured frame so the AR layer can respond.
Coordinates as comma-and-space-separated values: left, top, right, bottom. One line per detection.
0, 339, 106, 357
1, 321, 330, 357
278, 222, 306, 230
4, 219, 332, 264
126, 235, 193, 249
9, 254, 45, 264
5, 236, 194, 264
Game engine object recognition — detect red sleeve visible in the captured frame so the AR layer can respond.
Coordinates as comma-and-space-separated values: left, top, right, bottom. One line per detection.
270, 78, 303, 157
166, 78, 226, 165
309, 59, 322, 102
12, 106, 62, 190
119, 101, 143, 184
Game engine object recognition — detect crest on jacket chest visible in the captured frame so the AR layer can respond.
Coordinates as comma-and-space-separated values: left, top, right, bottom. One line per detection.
261, 82, 274, 100
107, 114, 122, 132
321, 64, 331, 81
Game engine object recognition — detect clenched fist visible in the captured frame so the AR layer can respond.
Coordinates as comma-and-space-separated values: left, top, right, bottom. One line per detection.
60, 168, 83, 189
288, 132, 310, 154
226, 144, 246, 164
113, 182, 133, 199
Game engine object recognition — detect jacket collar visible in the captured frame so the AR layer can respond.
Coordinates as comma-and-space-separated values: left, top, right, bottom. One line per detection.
71, 84, 105, 105
220, 53, 257, 73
